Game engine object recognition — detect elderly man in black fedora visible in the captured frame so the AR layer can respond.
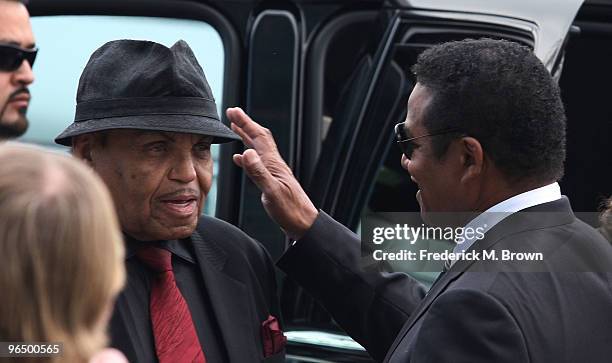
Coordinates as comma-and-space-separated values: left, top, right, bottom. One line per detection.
55, 40, 285, 363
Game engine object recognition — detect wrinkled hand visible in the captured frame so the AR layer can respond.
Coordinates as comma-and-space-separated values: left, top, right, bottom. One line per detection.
226, 107, 318, 240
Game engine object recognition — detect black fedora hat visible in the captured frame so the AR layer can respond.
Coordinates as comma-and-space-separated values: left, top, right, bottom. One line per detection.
55, 39, 239, 146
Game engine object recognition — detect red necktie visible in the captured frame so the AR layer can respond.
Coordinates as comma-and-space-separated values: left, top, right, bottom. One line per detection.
137, 246, 206, 363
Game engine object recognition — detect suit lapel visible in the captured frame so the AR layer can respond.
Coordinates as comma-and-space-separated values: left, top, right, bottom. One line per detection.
383, 267, 461, 362
191, 229, 261, 362
383, 198, 575, 362
110, 285, 155, 362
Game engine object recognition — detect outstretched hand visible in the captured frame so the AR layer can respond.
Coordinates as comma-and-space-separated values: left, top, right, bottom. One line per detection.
226, 107, 318, 240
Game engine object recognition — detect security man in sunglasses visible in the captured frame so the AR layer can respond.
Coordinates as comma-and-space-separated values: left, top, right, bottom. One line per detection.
0, 0, 36, 140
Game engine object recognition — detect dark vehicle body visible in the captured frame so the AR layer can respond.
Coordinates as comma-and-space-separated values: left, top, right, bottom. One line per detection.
27, 0, 611, 361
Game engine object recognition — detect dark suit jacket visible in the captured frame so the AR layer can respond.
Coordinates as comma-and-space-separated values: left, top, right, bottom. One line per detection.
110, 215, 285, 363
278, 198, 612, 362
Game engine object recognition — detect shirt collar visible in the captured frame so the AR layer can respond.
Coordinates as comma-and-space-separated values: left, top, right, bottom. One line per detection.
453, 182, 562, 254
483, 182, 562, 215
124, 234, 196, 264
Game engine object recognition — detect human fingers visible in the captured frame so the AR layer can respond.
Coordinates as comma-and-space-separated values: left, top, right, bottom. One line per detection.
231, 122, 255, 148
227, 107, 282, 159
226, 107, 267, 140
241, 149, 279, 196
233, 153, 244, 168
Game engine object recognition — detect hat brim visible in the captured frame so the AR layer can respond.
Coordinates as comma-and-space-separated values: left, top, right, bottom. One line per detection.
54, 114, 241, 146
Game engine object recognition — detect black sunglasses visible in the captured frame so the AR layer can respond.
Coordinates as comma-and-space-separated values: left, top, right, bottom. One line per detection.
0, 43, 38, 72
394, 122, 462, 159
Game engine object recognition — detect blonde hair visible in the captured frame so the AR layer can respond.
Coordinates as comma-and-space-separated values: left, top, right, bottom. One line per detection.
0, 143, 125, 363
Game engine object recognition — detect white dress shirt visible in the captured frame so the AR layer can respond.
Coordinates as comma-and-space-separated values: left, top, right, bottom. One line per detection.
451, 182, 562, 262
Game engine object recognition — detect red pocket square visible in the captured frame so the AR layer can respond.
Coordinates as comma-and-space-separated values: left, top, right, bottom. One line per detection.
261, 315, 287, 357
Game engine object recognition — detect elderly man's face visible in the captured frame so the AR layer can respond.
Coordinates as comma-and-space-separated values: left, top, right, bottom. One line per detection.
76, 130, 214, 241
0, 1, 35, 138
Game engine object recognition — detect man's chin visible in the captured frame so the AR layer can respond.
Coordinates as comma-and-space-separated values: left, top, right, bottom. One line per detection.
157, 222, 198, 240
125, 222, 197, 241
147, 225, 195, 241
166, 227, 196, 240
0, 115, 29, 138
420, 210, 475, 228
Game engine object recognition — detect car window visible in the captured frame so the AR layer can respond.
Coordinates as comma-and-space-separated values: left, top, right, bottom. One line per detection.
22, 15, 224, 215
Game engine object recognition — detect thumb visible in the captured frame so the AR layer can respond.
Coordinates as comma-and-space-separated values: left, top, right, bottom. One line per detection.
242, 149, 278, 195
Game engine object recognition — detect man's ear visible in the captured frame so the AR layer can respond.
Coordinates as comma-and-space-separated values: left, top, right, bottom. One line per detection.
459, 136, 484, 184
71, 134, 95, 166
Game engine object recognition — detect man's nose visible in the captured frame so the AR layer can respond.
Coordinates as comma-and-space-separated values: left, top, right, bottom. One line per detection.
169, 154, 197, 183
12, 60, 35, 86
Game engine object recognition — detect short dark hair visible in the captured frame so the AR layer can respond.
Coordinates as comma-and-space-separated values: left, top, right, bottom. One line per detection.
412, 38, 566, 183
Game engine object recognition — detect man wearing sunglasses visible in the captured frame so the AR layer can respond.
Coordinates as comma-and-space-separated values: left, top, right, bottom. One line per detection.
0, 0, 36, 140
227, 38, 612, 362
